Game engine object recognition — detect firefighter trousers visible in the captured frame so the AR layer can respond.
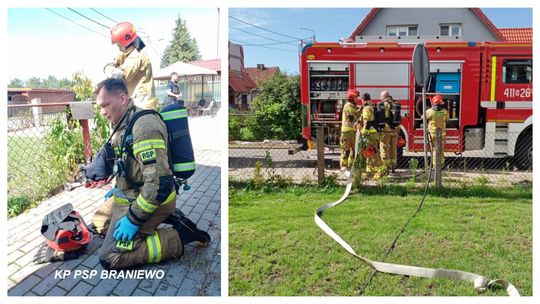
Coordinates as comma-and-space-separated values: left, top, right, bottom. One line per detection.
380, 129, 398, 169
340, 131, 356, 168
362, 130, 385, 177
94, 197, 183, 269
430, 132, 446, 166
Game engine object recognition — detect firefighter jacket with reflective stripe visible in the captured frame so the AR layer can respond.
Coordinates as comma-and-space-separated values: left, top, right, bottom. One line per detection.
361, 102, 377, 132
111, 100, 175, 225
425, 108, 449, 136
381, 98, 398, 132
115, 46, 156, 101
341, 101, 358, 133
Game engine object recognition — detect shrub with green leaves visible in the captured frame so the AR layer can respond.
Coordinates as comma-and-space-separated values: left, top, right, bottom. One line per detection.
249, 72, 301, 140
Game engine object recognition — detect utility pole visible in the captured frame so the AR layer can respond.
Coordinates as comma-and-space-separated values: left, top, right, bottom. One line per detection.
216, 8, 220, 58
300, 27, 316, 42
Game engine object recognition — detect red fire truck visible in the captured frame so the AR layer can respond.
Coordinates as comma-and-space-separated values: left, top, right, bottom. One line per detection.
300, 41, 532, 168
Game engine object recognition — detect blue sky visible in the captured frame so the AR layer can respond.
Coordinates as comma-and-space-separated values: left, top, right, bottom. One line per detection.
229, 8, 533, 74
8, 8, 220, 82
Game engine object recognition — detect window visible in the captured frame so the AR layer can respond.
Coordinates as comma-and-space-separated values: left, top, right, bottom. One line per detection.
502, 59, 532, 84
387, 25, 418, 37
440, 24, 461, 36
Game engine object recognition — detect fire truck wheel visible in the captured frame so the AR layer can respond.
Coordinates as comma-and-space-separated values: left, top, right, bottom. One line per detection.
514, 129, 532, 170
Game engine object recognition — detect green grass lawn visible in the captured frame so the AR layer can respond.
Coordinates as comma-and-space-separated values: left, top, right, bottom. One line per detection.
8, 135, 47, 195
8, 135, 48, 216
229, 185, 532, 296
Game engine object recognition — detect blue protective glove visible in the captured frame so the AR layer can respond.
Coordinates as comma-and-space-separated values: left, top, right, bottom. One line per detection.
104, 187, 123, 200
104, 189, 115, 200
113, 216, 140, 241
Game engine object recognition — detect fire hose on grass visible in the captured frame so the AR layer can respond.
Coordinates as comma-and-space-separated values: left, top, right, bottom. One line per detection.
314, 130, 519, 296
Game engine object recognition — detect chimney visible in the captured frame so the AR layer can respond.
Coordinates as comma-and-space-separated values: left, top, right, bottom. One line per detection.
256, 64, 265, 71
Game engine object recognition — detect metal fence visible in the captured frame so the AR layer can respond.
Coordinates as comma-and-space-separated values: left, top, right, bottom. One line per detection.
8, 102, 95, 200
228, 129, 532, 187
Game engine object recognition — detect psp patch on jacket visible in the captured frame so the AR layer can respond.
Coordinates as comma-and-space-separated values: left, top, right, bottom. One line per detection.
139, 149, 157, 165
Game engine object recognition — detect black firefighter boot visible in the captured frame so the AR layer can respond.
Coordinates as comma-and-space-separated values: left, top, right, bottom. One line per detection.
165, 208, 211, 245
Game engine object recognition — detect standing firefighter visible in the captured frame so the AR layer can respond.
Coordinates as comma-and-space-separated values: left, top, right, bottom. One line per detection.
425, 95, 448, 166
360, 93, 385, 178
110, 22, 156, 110
379, 91, 399, 174
340, 89, 359, 171
92, 78, 209, 270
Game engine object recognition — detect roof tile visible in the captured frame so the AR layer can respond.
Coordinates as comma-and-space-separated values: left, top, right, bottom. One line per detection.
498, 28, 532, 42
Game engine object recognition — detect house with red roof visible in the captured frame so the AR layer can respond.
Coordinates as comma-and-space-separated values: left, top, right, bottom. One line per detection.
229, 42, 280, 110
349, 8, 531, 43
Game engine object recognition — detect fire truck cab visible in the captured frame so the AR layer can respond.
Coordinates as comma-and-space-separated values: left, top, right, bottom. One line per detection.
300, 41, 532, 168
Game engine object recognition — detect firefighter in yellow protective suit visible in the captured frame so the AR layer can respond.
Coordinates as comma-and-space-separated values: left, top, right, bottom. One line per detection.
360, 93, 385, 178
91, 78, 209, 269
340, 89, 359, 171
379, 91, 399, 174
110, 22, 156, 110
424, 95, 448, 166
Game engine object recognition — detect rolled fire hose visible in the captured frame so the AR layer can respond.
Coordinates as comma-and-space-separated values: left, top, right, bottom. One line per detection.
314, 130, 519, 296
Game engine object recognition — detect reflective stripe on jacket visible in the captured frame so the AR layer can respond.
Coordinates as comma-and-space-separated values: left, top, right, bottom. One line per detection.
112, 100, 175, 225
426, 108, 448, 135
341, 101, 358, 132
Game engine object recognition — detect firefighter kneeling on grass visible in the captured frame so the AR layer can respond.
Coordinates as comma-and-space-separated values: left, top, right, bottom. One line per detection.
340, 89, 360, 172
360, 93, 385, 179
424, 95, 448, 166
91, 78, 209, 269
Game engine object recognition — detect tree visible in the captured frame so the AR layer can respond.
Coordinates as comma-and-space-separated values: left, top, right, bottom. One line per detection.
8, 78, 25, 88
250, 72, 302, 140
25, 76, 43, 88
15, 76, 75, 89
72, 71, 93, 101
160, 16, 201, 68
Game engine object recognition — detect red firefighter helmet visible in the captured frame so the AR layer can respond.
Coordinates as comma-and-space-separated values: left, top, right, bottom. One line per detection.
346, 89, 359, 101
431, 95, 444, 105
41, 204, 92, 252
111, 22, 138, 47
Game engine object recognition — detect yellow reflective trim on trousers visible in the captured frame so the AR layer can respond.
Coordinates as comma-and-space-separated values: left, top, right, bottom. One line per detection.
154, 231, 162, 263
133, 139, 166, 155
136, 194, 158, 213
146, 234, 156, 263
490, 56, 497, 101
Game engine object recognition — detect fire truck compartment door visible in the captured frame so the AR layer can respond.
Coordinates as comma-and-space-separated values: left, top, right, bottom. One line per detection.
429, 62, 462, 73
355, 63, 409, 86
355, 63, 409, 100
309, 63, 349, 71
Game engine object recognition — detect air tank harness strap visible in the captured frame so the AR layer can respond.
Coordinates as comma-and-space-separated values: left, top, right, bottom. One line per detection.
313, 129, 519, 297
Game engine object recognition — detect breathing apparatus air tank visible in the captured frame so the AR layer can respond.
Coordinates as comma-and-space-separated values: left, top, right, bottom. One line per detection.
160, 104, 196, 179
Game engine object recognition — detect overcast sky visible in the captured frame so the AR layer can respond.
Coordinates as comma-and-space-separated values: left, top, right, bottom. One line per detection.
7, 8, 220, 83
